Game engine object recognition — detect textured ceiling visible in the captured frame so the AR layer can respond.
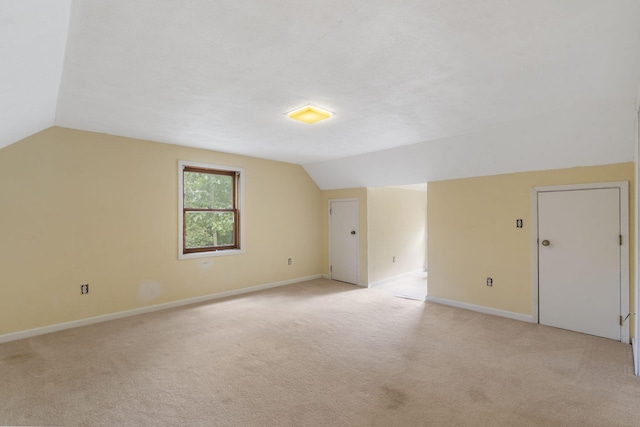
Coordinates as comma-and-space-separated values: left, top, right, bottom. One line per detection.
0, 0, 70, 149
2, 1, 640, 188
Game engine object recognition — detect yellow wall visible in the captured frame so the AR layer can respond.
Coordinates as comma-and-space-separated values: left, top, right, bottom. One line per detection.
428, 163, 635, 323
0, 127, 322, 335
367, 187, 427, 284
320, 188, 368, 285
2, 128, 634, 338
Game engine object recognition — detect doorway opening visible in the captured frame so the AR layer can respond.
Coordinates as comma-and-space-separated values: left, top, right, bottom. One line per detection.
369, 271, 428, 301
367, 183, 428, 301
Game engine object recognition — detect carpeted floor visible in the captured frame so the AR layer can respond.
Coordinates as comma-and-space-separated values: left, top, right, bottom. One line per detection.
369, 271, 427, 301
1, 278, 639, 426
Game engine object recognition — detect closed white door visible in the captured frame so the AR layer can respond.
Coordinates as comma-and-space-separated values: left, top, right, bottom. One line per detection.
538, 188, 621, 340
330, 200, 359, 285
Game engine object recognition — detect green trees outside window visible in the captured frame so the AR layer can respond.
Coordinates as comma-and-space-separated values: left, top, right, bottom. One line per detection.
182, 167, 239, 253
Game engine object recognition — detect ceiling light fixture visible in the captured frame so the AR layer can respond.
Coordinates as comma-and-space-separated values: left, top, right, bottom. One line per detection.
286, 105, 333, 124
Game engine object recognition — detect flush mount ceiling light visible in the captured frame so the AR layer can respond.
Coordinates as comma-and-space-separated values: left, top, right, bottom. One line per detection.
286, 105, 333, 124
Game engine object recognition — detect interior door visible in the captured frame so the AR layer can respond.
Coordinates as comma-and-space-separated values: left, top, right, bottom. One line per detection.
538, 188, 621, 340
330, 199, 359, 285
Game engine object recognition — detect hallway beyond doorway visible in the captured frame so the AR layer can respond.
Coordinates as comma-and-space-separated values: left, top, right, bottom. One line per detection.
369, 271, 427, 301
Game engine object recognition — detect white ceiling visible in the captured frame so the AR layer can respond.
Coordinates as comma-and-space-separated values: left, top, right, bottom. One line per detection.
0, 0, 70, 149
2, 1, 640, 189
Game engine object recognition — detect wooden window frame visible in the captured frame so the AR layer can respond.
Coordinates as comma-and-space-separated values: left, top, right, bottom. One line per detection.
178, 160, 244, 260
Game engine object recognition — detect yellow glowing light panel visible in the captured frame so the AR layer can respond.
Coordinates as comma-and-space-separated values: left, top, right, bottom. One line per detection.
288, 105, 332, 124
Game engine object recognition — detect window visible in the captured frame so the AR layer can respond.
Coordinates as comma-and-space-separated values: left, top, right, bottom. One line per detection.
178, 160, 244, 259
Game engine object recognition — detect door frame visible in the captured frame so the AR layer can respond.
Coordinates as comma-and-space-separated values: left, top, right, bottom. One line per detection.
530, 181, 629, 343
635, 108, 640, 374
328, 198, 360, 285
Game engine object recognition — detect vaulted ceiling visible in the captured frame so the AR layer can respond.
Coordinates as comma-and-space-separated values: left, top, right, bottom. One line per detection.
2, 1, 640, 189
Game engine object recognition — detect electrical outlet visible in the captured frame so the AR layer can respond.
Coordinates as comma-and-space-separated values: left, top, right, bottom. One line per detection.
393, 256, 396, 263
288, 258, 292, 265
81, 284, 89, 294
486, 277, 493, 287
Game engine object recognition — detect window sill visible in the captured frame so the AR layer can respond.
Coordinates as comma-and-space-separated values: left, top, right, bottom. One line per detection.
179, 249, 245, 260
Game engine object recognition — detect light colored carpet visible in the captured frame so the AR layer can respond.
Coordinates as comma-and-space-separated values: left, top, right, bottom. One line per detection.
369, 271, 427, 301
1, 278, 639, 426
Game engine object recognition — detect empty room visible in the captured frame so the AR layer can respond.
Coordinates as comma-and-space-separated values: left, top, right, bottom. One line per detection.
2, 1, 640, 425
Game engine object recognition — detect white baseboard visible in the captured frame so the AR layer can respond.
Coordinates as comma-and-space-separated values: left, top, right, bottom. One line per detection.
368, 269, 426, 288
425, 296, 534, 323
0, 274, 323, 344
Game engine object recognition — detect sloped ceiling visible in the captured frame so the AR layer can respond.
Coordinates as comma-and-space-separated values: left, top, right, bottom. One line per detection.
2, 1, 640, 189
0, 0, 70, 149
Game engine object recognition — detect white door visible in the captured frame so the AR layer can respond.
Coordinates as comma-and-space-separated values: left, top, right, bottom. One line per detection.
330, 199, 359, 285
538, 188, 621, 340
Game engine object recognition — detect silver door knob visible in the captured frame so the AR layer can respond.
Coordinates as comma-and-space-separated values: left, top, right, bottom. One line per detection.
541, 240, 550, 246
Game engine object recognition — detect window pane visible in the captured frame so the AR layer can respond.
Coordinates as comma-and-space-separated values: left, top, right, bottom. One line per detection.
185, 211, 235, 248
184, 172, 233, 209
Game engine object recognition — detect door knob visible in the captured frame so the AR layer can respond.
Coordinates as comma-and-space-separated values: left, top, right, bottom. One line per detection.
541, 240, 550, 246
350, 230, 356, 235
